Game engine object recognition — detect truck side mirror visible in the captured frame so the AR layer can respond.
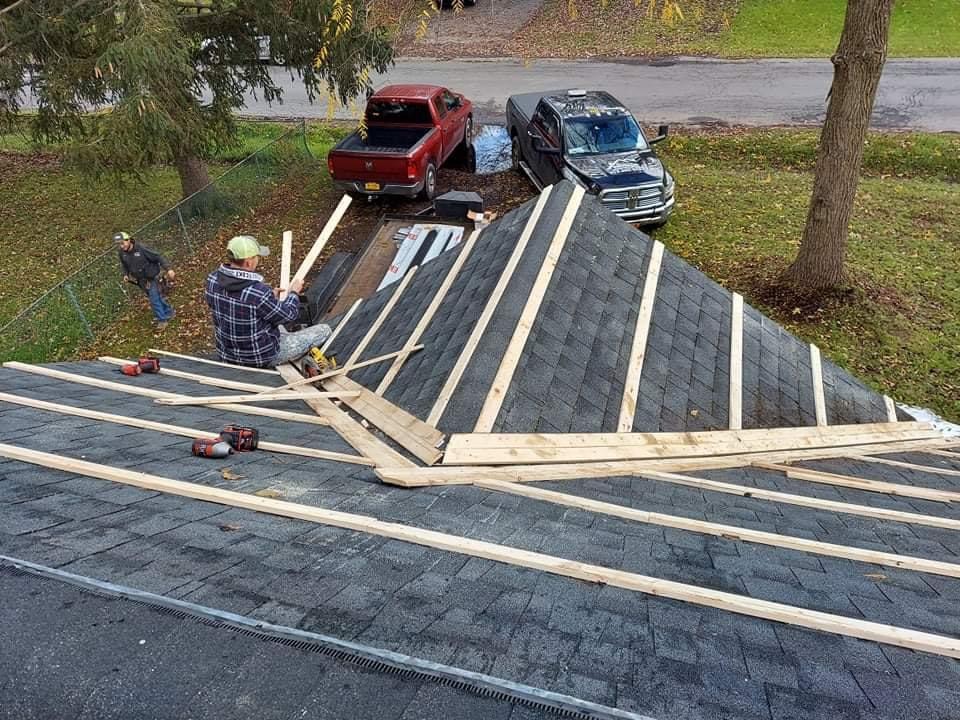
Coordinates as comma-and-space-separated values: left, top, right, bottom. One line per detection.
650, 124, 669, 144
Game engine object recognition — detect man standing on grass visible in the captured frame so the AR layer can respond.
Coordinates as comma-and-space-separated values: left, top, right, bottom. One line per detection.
115, 232, 176, 330
205, 235, 331, 368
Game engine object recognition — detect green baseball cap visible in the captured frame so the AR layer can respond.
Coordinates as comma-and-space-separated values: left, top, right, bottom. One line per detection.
227, 235, 270, 260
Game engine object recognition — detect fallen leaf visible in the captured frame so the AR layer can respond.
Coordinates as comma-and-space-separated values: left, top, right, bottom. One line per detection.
865, 573, 887, 582
221, 468, 244, 481
254, 488, 282, 499
219, 524, 241, 532
690, 409, 699, 417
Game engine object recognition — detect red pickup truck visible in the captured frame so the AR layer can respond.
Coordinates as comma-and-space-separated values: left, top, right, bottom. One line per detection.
326, 84, 473, 200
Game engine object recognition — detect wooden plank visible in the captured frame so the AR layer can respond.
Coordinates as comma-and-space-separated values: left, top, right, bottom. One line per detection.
810, 344, 827, 427
3, 362, 331, 427
617, 240, 664, 432
322, 374, 444, 465
279, 230, 293, 300
442, 427, 942, 466
2, 441, 958, 660
474, 185, 585, 433
376, 229, 483, 396
156, 390, 359, 406
276, 364, 413, 467
640, 469, 960, 530
344, 267, 418, 369
427, 186, 554, 427
475, 479, 960, 579
884, 395, 898, 423
854, 455, 960, 477
290, 194, 352, 286
378, 438, 952, 488
98, 356, 283, 393
321, 298, 362, 354
0, 392, 373, 466
146, 349, 279, 375
922, 449, 960, 461
265, 346, 424, 393
446, 422, 933, 451
729, 292, 744, 431
753, 462, 960, 503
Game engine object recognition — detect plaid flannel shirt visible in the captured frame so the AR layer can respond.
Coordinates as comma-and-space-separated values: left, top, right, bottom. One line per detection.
205, 265, 299, 367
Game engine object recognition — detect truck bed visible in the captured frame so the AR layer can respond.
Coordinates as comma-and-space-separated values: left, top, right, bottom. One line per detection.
507, 91, 547, 125
334, 127, 434, 155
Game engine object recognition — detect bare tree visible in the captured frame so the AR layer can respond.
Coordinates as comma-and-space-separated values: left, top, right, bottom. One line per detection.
780, 0, 896, 291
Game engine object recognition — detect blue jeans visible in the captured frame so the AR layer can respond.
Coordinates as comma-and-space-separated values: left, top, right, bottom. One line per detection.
146, 281, 174, 322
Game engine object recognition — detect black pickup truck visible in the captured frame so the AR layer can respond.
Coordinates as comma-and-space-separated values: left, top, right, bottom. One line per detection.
506, 89, 675, 226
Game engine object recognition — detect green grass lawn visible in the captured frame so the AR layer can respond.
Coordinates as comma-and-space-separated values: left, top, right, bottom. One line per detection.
511, 0, 960, 58
657, 130, 960, 421
0, 120, 344, 361
0, 162, 185, 326
718, 0, 960, 57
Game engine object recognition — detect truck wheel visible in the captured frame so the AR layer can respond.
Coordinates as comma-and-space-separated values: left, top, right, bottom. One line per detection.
511, 135, 523, 174
421, 162, 438, 201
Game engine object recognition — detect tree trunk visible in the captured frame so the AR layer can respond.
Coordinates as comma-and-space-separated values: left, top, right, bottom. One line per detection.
174, 153, 211, 199
780, 0, 895, 291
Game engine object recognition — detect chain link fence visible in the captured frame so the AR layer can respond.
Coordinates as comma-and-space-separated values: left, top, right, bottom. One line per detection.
0, 122, 314, 363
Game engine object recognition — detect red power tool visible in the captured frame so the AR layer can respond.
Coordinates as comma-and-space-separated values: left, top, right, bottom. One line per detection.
119, 356, 161, 376
219, 425, 259, 452
191, 437, 233, 458
138, 356, 160, 373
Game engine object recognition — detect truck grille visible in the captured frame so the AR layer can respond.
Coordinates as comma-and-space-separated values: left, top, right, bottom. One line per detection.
600, 183, 663, 212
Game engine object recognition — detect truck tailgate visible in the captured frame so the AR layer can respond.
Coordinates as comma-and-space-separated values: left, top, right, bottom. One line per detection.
329, 151, 410, 183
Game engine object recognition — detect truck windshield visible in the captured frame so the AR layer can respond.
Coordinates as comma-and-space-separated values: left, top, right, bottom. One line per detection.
367, 100, 433, 125
564, 115, 649, 156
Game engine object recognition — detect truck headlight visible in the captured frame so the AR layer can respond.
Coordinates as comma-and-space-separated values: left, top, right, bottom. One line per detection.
664, 172, 675, 198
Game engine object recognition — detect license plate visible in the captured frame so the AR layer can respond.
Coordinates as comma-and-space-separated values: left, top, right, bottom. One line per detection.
364, 182, 381, 191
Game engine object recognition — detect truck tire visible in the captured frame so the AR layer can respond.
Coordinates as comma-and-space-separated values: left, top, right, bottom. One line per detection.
421, 162, 438, 200
511, 134, 523, 174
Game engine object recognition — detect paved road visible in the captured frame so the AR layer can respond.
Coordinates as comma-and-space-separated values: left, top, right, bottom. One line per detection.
250, 57, 960, 131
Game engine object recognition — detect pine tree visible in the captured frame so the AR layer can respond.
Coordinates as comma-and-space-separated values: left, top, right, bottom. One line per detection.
0, 0, 393, 197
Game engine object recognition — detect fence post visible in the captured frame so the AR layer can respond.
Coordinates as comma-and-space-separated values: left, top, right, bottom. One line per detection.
63, 282, 94, 340
176, 207, 194, 251
300, 120, 313, 159
254, 151, 263, 180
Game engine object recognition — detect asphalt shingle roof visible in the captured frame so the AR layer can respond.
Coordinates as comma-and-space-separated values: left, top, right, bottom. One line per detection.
0, 180, 951, 719
322, 180, 897, 433
0, 363, 958, 719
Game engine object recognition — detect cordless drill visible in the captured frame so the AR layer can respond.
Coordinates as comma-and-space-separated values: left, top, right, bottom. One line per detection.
191, 437, 233, 458
119, 356, 161, 376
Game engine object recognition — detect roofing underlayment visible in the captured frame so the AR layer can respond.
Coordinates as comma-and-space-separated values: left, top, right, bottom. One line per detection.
2, 181, 959, 718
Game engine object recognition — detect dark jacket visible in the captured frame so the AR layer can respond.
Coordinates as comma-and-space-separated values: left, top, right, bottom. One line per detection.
204, 265, 300, 367
119, 242, 170, 290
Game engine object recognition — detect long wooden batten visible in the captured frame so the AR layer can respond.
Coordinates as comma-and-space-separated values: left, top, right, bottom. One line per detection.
0, 392, 373, 466
1, 441, 958, 660
378, 438, 951, 487
475, 479, 960, 579
442, 423, 941, 465
3, 362, 331, 426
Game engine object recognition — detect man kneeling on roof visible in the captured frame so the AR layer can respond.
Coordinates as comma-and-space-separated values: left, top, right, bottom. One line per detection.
205, 235, 331, 368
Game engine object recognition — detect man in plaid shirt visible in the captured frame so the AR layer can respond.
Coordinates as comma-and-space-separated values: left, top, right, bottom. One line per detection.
205, 235, 331, 367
